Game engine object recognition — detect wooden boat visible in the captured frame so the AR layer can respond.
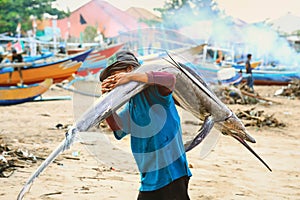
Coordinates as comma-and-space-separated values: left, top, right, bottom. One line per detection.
0, 49, 92, 86
187, 62, 243, 86
0, 67, 13, 74
0, 79, 53, 105
196, 45, 300, 86
67, 48, 85, 55
76, 43, 124, 76
231, 61, 262, 70
200, 61, 300, 86
240, 69, 300, 85
23, 51, 54, 62
3, 51, 54, 63
217, 67, 243, 85
68, 44, 206, 89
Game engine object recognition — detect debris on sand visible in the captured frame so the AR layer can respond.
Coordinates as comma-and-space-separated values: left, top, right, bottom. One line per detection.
212, 83, 280, 105
235, 107, 286, 128
274, 79, 300, 99
0, 141, 37, 178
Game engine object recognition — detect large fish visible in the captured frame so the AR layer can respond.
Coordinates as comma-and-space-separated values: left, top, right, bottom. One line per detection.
17, 53, 271, 200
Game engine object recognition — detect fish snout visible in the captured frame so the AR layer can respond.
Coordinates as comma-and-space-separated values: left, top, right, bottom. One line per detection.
223, 115, 256, 143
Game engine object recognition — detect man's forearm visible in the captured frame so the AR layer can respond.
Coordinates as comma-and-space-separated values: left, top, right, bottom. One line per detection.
127, 71, 176, 96
106, 113, 122, 131
127, 72, 175, 89
127, 73, 148, 83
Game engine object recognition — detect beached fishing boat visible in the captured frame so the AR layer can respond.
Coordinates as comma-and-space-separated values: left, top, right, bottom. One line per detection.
231, 61, 262, 70
186, 45, 243, 85
240, 68, 300, 85
204, 61, 300, 86
201, 45, 262, 70
0, 79, 53, 105
0, 67, 14, 74
23, 51, 54, 62
0, 49, 92, 86
234, 60, 300, 85
76, 43, 124, 76
185, 62, 243, 86
199, 47, 300, 85
2, 51, 54, 63
66, 45, 206, 94
195, 45, 300, 86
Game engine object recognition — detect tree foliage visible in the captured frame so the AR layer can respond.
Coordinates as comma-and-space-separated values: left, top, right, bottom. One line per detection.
83, 25, 98, 43
154, 0, 222, 29
0, 0, 68, 35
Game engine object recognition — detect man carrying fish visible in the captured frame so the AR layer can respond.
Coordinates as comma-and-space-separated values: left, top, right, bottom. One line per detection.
17, 47, 272, 200
100, 51, 192, 200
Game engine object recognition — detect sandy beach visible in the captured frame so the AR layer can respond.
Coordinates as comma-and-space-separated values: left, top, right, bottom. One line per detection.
0, 85, 299, 200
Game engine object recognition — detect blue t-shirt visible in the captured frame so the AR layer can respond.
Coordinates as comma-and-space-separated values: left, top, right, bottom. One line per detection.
113, 85, 192, 191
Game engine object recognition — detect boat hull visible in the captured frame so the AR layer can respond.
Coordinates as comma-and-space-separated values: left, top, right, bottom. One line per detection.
0, 61, 82, 86
0, 79, 53, 105
0, 49, 92, 86
241, 69, 300, 85
76, 44, 124, 76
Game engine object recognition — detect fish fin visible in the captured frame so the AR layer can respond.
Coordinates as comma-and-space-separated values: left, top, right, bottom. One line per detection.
185, 116, 215, 152
17, 128, 78, 200
199, 131, 220, 159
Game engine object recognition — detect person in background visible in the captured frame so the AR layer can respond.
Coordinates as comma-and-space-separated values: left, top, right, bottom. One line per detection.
58, 44, 66, 54
245, 53, 254, 92
100, 51, 192, 200
10, 49, 24, 85
11, 49, 23, 63
36, 44, 42, 55
215, 50, 223, 64
0, 53, 3, 63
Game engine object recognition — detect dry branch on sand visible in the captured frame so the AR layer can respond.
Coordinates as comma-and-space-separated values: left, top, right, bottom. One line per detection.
235, 107, 286, 128
212, 82, 280, 105
0, 141, 37, 178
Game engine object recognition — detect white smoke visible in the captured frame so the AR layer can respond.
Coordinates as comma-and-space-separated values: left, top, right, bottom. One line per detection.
167, 2, 300, 68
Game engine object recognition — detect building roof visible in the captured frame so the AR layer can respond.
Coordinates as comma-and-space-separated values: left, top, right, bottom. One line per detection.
55, 0, 148, 38
126, 7, 162, 22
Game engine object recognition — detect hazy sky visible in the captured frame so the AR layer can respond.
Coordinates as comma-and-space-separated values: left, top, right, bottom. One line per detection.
54, 0, 300, 23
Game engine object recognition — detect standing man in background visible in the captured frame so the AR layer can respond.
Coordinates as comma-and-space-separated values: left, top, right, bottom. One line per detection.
245, 53, 254, 92
11, 49, 23, 63
10, 49, 24, 85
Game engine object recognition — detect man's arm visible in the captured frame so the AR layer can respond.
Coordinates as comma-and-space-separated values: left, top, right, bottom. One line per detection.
103, 71, 176, 96
106, 112, 122, 131
102, 71, 176, 132
146, 71, 176, 96
118, 71, 176, 95
106, 111, 130, 140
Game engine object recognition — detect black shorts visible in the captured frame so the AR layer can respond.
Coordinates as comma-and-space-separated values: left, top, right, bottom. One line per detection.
137, 176, 190, 200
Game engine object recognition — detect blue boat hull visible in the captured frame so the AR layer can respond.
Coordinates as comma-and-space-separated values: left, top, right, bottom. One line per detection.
241, 69, 300, 85
0, 95, 39, 106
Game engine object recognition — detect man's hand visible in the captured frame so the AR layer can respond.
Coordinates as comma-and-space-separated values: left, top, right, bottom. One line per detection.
101, 72, 131, 94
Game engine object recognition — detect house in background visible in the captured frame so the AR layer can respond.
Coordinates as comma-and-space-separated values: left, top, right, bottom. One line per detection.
53, 0, 148, 40
126, 7, 162, 24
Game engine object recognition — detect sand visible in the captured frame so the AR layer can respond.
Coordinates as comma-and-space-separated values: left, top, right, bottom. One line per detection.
0, 85, 299, 200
